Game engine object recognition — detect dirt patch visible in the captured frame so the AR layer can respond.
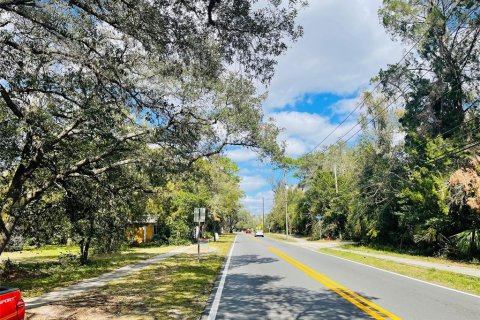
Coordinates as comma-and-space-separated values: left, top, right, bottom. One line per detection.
27, 294, 154, 320
26, 237, 234, 319
184, 244, 218, 254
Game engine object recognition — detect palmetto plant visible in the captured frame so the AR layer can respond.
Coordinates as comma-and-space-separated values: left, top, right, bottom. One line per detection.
452, 229, 480, 258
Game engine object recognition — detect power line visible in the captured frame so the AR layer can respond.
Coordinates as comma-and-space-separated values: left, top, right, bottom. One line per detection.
307, 1, 479, 154
355, 123, 480, 198
342, 80, 479, 147
306, 38, 423, 154
339, 68, 431, 145
426, 139, 480, 165
411, 107, 480, 151
355, 139, 480, 200
410, 98, 480, 148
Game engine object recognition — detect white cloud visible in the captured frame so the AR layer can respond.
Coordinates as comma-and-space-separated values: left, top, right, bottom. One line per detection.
331, 97, 362, 116
241, 190, 275, 215
271, 110, 357, 156
224, 148, 258, 162
262, 0, 404, 110
234, 1, 405, 203
239, 175, 268, 192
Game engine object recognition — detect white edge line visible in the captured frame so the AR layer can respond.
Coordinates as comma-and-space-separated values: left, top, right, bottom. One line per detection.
207, 235, 237, 320
267, 237, 480, 300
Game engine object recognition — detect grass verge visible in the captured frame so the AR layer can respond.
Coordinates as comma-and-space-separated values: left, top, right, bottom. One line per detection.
265, 233, 297, 242
1, 245, 176, 298
338, 244, 480, 270
1, 245, 79, 263
320, 248, 480, 296
291, 235, 339, 243
42, 235, 235, 320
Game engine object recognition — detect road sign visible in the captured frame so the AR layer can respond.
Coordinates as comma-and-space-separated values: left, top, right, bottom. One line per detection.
194, 207, 206, 222
194, 207, 207, 262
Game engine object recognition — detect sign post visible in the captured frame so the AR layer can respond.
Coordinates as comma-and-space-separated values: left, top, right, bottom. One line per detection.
194, 207, 206, 262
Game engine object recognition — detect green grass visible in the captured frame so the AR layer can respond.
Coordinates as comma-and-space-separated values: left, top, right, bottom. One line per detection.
1, 245, 177, 298
320, 248, 480, 296
1, 244, 80, 263
54, 235, 235, 319
265, 233, 297, 242
339, 244, 480, 270
265, 233, 344, 244
304, 238, 343, 243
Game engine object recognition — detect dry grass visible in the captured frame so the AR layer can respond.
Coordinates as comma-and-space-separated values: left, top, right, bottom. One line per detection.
28, 235, 235, 320
1, 245, 177, 298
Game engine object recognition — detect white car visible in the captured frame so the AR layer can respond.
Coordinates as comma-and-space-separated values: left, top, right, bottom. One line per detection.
254, 229, 264, 237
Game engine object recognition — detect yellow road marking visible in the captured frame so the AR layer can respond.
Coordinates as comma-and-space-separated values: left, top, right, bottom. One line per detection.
268, 246, 401, 320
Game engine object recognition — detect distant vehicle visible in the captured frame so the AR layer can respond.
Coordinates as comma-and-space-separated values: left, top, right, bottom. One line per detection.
245, 228, 252, 234
0, 287, 25, 320
255, 229, 264, 237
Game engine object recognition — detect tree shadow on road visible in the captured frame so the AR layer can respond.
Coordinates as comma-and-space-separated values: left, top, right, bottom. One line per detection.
215, 273, 377, 319
228, 254, 278, 269
211, 248, 383, 319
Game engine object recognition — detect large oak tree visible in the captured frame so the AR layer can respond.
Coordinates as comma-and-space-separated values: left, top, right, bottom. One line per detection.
0, 0, 305, 253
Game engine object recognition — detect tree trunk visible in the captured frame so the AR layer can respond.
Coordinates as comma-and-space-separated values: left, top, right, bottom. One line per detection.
0, 211, 17, 256
108, 236, 115, 252
79, 238, 91, 265
0, 231, 12, 257
0, 148, 45, 256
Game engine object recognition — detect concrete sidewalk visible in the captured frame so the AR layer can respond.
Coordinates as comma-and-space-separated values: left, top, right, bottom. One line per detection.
329, 248, 480, 278
26, 246, 191, 310
287, 235, 352, 249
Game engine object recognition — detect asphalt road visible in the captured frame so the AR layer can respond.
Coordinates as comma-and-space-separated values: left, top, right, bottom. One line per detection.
205, 233, 480, 320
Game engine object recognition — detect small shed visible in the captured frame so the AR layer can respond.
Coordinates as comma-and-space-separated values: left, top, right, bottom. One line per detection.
129, 215, 159, 244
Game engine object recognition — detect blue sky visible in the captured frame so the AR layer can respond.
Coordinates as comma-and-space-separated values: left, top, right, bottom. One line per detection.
224, 0, 405, 215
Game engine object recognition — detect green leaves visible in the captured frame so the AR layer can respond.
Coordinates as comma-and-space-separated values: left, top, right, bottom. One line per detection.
452, 229, 480, 257
0, 0, 303, 253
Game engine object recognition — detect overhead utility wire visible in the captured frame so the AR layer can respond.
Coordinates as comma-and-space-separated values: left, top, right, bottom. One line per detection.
412, 101, 480, 150
339, 68, 431, 145
407, 124, 480, 167
336, 4, 479, 147
342, 75, 480, 147
426, 139, 480, 165
308, 2, 478, 154
355, 125, 480, 197
306, 39, 423, 155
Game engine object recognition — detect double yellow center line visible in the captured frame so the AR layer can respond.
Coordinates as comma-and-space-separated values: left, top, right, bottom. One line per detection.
268, 246, 401, 320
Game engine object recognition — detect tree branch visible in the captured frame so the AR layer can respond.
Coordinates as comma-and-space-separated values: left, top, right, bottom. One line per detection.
0, 83, 25, 119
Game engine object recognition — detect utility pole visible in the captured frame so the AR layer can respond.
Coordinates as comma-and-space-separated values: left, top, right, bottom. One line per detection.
334, 163, 338, 194
284, 169, 288, 239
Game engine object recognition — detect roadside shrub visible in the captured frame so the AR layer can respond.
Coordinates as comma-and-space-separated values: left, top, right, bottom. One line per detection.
204, 231, 213, 239
134, 238, 168, 248
310, 221, 322, 240
167, 219, 191, 245
0, 259, 16, 277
